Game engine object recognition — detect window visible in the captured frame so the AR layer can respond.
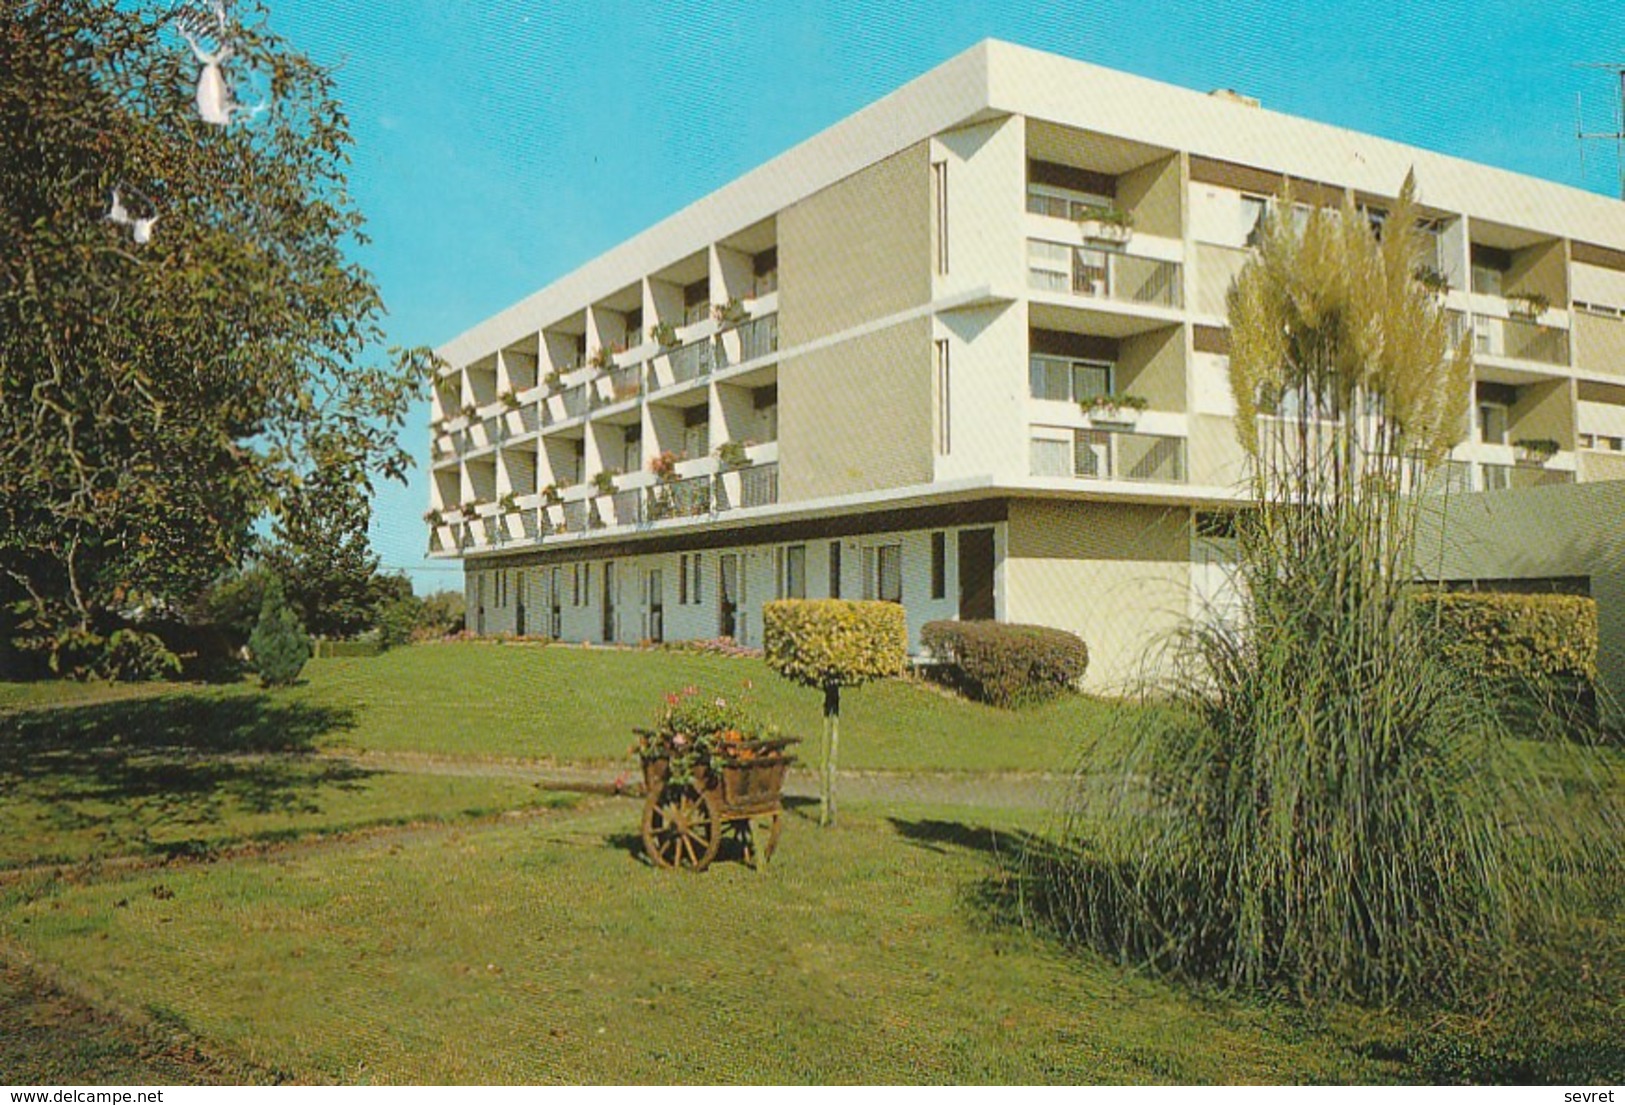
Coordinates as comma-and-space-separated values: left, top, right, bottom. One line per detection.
622, 425, 641, 474
1241, 195, 1268, 247
1029, 356, 1111, 403
863, 543, 903, 603
1026, 182, 1114, 221
828, 542, 842, 599
690, 553, 703, 603
1470, 244, 1510, 297
682, 406, 709, 459
1478, 402, 1509, 445
933, 161, 949, 274
935, 339, 951, 455
572, 563, 582, 606
777, 545, 806, 600
930, 532, 946, 600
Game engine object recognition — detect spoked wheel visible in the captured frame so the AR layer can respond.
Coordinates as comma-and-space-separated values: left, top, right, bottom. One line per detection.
642, 783, 722, 871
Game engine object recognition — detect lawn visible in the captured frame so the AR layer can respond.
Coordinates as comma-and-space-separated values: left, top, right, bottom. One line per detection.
6, 642, 1116, 774
1, 645, 1618, 1085
293, 642, 1117, 772
1, 798, 1412, 1085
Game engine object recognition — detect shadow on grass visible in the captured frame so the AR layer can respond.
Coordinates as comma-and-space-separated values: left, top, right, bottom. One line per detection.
895, 808, 1625, 1086
0, 693, 363, 861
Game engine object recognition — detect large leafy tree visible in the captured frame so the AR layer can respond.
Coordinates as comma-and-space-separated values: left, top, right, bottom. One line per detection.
0, 0, 429, 667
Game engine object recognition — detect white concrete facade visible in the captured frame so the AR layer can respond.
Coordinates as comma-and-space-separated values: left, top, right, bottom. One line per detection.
432, 41, 1625, 689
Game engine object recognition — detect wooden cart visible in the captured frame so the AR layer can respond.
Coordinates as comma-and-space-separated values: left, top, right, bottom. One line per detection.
640, 740, 797, 872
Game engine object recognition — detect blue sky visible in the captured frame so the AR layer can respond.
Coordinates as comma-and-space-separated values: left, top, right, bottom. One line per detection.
266, 0, 1625, 593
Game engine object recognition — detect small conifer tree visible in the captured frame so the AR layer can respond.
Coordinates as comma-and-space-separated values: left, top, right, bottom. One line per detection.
248, 576, 311, 687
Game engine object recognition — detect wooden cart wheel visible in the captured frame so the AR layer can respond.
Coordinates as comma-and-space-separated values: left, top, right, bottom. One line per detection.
642, 783, 722, 871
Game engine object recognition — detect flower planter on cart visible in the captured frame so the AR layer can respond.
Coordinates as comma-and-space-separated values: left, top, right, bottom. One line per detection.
640, 739, 798, 872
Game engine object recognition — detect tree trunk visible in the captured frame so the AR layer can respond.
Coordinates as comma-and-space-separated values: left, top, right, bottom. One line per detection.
821, 681, 840, 827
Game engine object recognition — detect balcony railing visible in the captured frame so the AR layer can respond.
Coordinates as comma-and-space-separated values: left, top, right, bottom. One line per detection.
736, 313, 778, 364
1030, 428, 1186, 483
664, 340, 713, 388
1472, 314, 1569, 366
737, 462, 778, 508
611, 488, 644, 527
1028, 241, 1183, 309
646, 474, 712, 520
561, 499, 596, 533
605, 364, 642, 405
560, 384, 591, 420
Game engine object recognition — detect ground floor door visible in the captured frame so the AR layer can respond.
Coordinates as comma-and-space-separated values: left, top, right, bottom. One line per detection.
646, 567, 664, 643
601, 560, 617, 642
719, 554, 739, 639
958, 528, 995, 621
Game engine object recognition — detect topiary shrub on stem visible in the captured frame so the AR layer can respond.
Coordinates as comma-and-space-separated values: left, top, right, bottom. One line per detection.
248, 577, 312, 688
762, 599, 906, 827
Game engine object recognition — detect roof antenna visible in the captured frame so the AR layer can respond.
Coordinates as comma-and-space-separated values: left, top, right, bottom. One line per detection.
1575, 62, 1625, 199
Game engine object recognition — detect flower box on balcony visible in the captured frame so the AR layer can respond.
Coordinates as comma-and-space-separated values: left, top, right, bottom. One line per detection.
1074, 203, 1134, 245
1078, 220, 1132, 245
1513, 438, 1560, 466
1507, 292, 1550, 320
1082, 393, 1148, 427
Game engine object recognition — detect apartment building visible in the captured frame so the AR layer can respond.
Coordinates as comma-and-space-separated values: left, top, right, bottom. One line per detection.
429, 40, 1625, 688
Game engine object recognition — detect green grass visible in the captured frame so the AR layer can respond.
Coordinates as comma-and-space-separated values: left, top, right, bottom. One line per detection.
5, 642, 1117, 773
293, 643, 1117, 772
0, 799, 1409, 1085
0, 687, 577, 869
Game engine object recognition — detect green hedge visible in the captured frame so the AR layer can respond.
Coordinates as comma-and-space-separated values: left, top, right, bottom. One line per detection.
762, 600, 907, 688
312, 637, 382, 659
921, 620, 1089, 708
1417, 591, 1599, 729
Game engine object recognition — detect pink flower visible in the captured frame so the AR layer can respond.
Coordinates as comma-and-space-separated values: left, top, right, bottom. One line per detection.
715, 697, 727, 708
672, 734, 688, 748
665, 692, 679, 705
683, 685, 698, 697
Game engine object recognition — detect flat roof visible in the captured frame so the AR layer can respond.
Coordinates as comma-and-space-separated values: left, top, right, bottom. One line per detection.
439, 39, 1625, 366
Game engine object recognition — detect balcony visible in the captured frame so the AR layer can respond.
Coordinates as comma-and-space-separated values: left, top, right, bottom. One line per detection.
662, 339, 714, 389
1028, 240, 1182, 310
1030, 427, 1187, 483
603, 364, 642, 406
646, 474, 712, 521
715, 461, 778, 511
561, 498, 599, 533
717, 313, 778, 370
1472, 313, 1569, 367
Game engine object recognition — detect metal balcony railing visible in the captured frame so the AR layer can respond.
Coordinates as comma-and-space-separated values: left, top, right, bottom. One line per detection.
737, 313, 778, 364
1030, 429, 1186, 483
562, 499, 594, 533
611, 488, 644, 526
560, 384, 591, 420
737, 462, 778, 508
666, 340, 713, 387
1472, 314, 1569, 366
605, 364, 642, 404
1028, 241, 1183, 309
646, 474, 712, 520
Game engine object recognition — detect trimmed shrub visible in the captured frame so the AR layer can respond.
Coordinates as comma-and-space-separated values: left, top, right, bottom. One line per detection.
763, 599, 907, 826
313, 637, 382, 659
921, 620, 1089, 707
1417, 591, 1600, 731
762, 600, 907, 689
248, 579, 312, 687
